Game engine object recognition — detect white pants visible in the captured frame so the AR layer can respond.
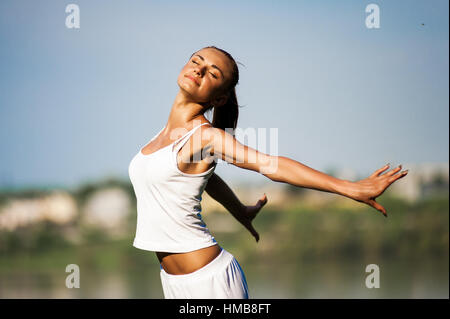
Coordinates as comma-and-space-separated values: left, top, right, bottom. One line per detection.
160, 248, 249, 299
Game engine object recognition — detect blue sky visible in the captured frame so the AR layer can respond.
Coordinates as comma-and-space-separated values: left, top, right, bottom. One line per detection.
0, 0, 448, 190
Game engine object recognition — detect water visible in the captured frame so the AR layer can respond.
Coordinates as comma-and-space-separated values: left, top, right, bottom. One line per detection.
1, 197, 448, 298
1, 256, 447, 298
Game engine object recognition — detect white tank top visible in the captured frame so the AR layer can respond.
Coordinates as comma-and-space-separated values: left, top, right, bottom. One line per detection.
128, 123, 218, 253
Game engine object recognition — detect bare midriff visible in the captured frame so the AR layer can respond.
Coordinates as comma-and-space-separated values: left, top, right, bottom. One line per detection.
156, 244, 222, 275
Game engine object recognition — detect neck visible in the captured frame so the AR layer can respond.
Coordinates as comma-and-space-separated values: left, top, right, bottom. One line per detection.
166, 90, 209, 127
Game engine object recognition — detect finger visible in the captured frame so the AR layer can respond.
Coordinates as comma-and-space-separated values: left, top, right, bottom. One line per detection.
247, 223, 260, 242
388, 170, 409, 184
368, 199, 387, 217
371, 164, 391, 178
256, 193, 268, 207
386, 164, 402, 177
255, 193, 267, 211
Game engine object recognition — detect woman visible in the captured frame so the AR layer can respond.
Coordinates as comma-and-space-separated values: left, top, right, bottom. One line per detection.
128, 46, 408, 299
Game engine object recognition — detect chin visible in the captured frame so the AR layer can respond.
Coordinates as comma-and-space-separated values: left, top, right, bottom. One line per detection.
178, 83, 197, 100
178, 81, 193, 94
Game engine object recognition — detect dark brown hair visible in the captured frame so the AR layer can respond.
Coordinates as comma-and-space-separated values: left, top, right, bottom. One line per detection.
190, 46, 242, 135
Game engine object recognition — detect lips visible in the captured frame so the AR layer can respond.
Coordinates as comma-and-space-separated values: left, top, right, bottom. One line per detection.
185, 75, 200, 86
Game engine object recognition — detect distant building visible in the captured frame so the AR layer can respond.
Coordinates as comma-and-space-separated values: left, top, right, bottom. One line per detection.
387, 162, 449, 201
81, 187, 131, 237
0, 191, 77, 231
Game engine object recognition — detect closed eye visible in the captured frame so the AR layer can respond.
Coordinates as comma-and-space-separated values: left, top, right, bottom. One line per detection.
192, 59, 218, 79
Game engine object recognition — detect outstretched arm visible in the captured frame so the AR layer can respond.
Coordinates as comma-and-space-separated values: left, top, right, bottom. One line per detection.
262, 157, 407, 217
205, 173, 267, 242
205, 127, 408, 217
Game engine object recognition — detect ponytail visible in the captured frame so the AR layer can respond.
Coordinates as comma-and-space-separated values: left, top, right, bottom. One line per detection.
201, 46, 242, 136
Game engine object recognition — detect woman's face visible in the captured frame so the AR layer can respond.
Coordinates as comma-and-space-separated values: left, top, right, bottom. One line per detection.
177, 48, 233, 104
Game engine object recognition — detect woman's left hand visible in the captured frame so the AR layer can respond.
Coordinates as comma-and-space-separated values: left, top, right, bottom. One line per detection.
238, 193, 268, 242
350, 164, 409, 217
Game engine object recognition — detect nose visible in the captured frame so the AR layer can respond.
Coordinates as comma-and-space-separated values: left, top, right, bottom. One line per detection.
194, 65, 205, 77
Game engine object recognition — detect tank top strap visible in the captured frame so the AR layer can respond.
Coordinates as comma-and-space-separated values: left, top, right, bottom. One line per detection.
172, 123, 210, 154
